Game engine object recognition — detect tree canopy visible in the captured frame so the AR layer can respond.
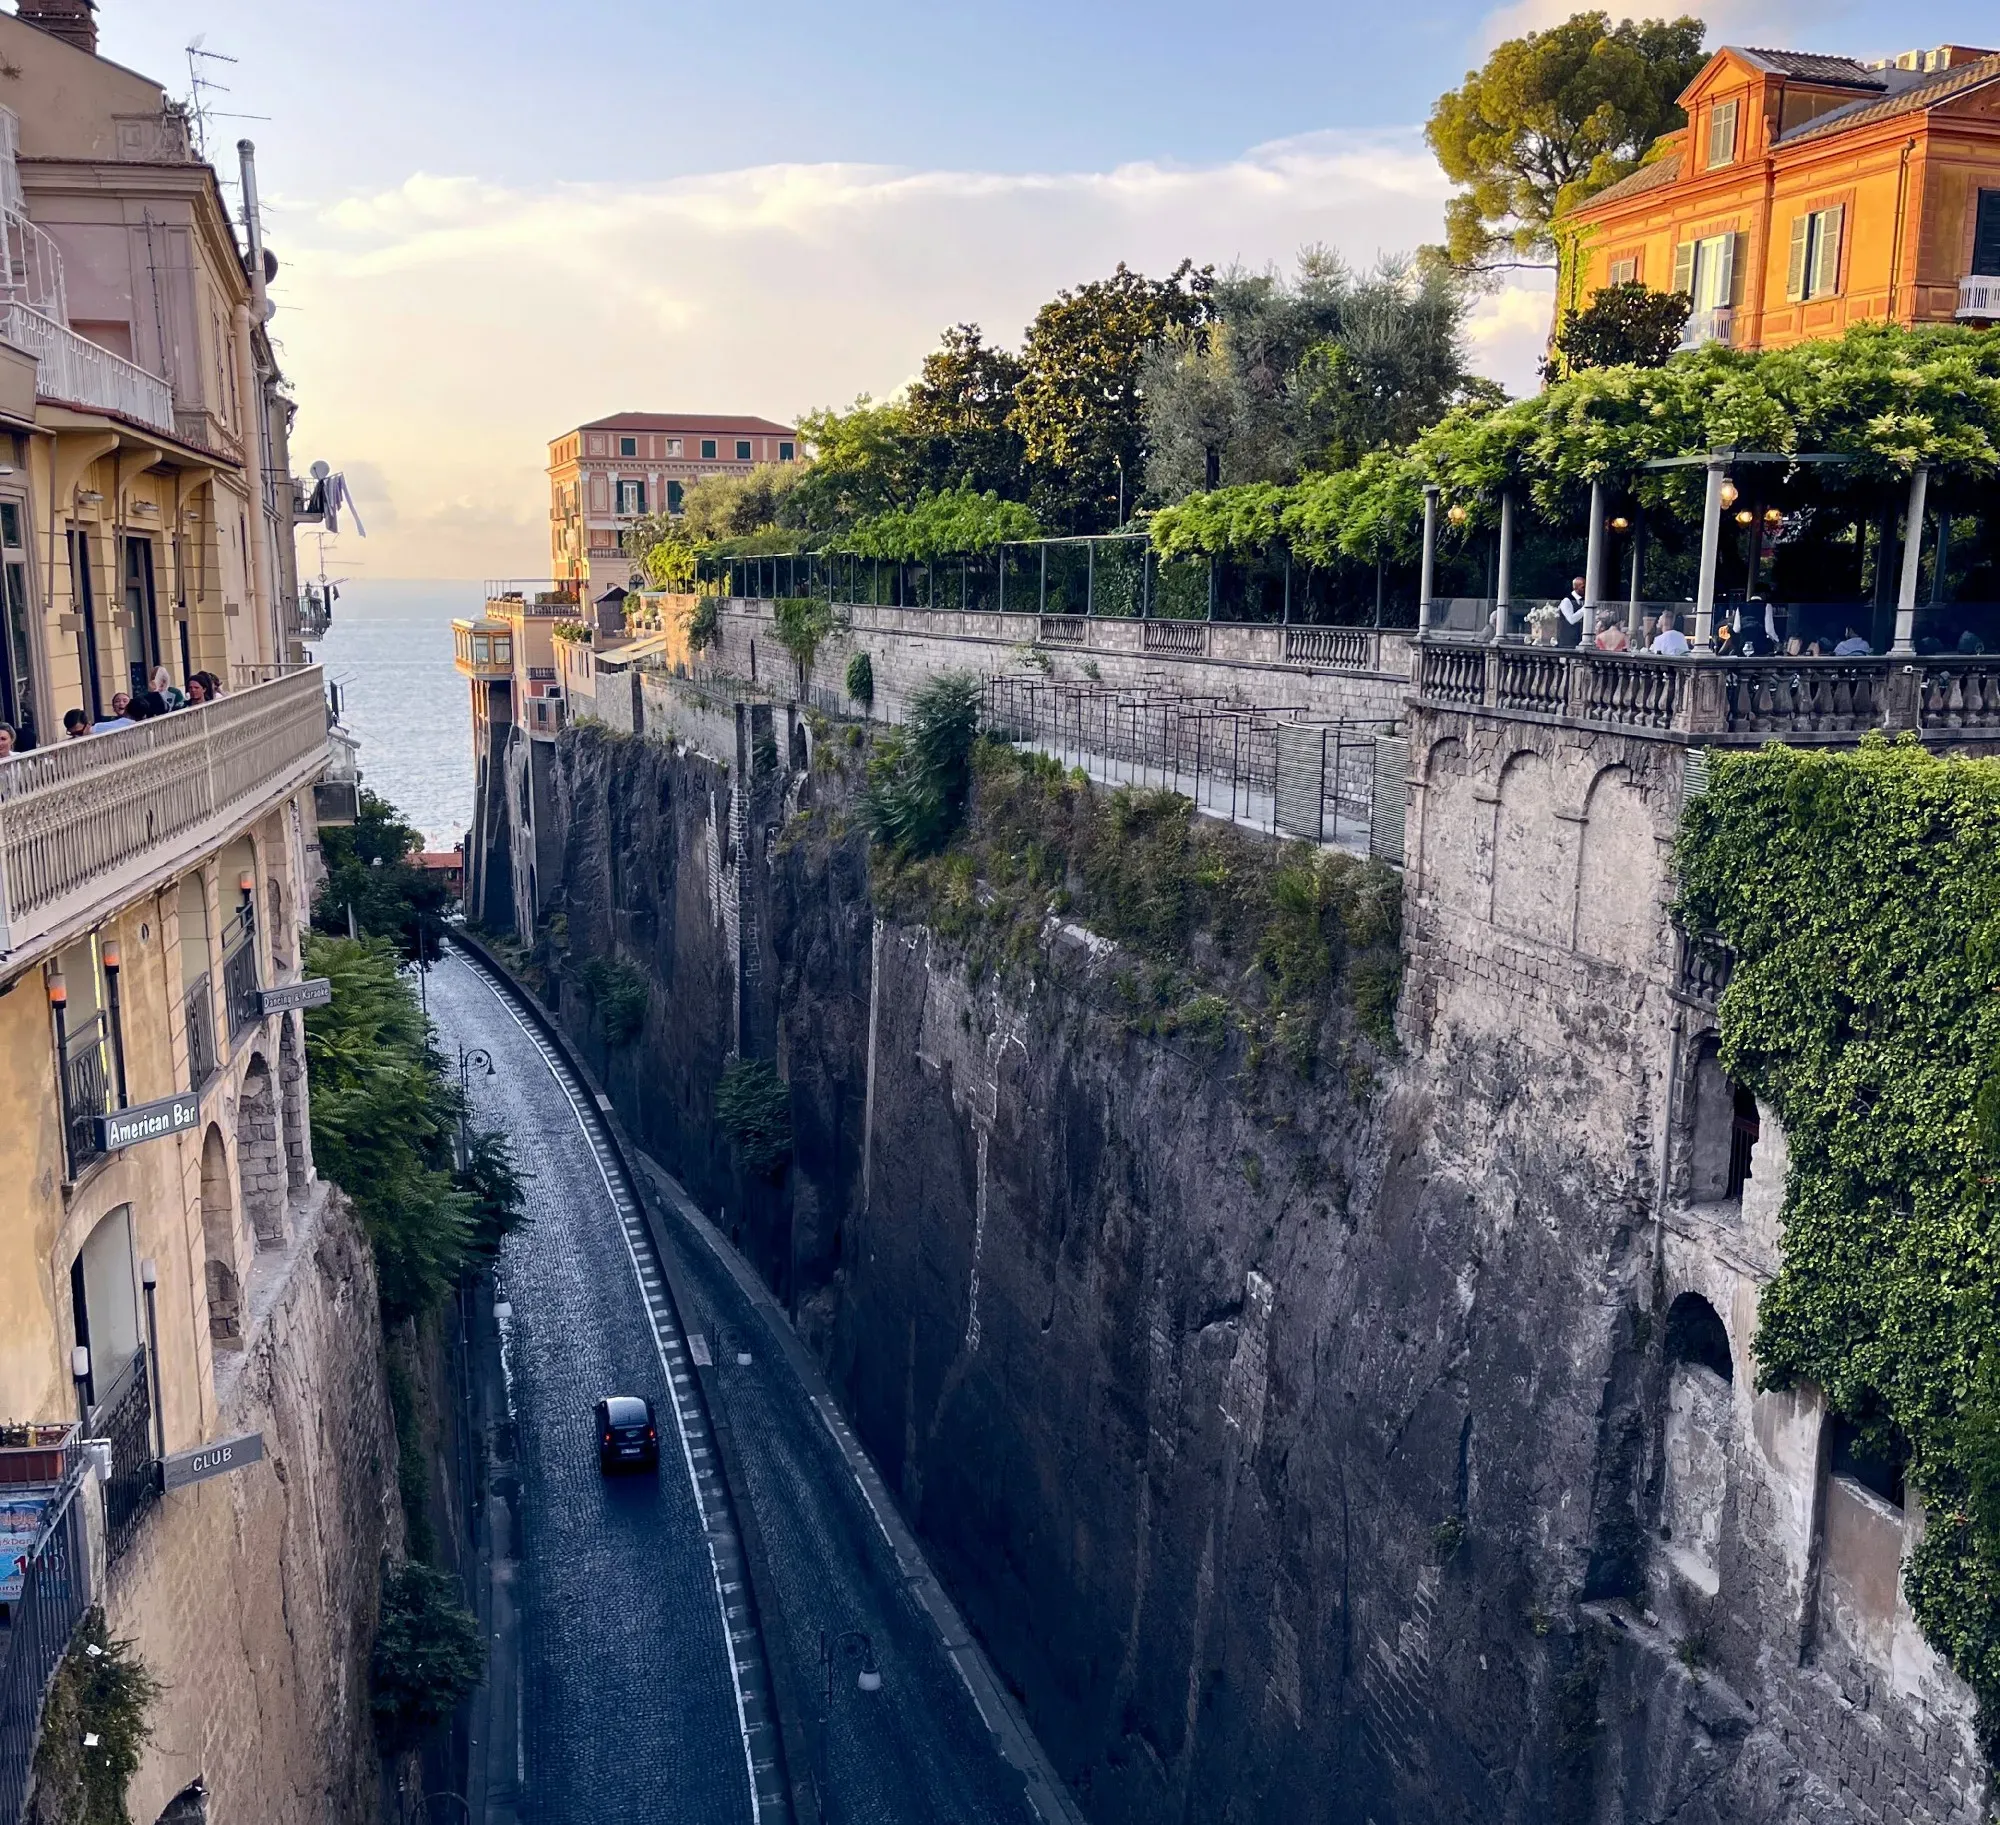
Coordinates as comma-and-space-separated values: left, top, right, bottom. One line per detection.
1427, 11, 1707, 267
313, 790, 453, 961
1545, 279, 1691, 378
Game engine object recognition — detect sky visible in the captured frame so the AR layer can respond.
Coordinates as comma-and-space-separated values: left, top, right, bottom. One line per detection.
81, 0, 2000, 579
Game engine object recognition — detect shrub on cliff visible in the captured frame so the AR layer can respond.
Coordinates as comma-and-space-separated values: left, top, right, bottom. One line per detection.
863, 671, 982, 858
1676, 736, 2000, 1744
370, 1561, 484, 1752
26, 1609, 159, 1825
578, 954, 649, 1046
305, 933, 526, 1318
773, 594, 846, 696
845, 649, 875, 711
715, 1057, 793, 1180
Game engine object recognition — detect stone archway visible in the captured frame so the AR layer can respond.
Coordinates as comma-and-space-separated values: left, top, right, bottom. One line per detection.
200, 1124, 242, 1349
278, 1014, 310, 1195
236, 1055, 285, 1248
1660, 1290, 1733, 1599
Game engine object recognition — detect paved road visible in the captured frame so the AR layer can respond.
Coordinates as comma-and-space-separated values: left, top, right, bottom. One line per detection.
431, 948, 1051, 1825
429, 954, 762, 1825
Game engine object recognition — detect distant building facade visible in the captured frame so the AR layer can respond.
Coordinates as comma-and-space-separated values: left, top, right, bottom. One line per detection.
1568, 42, 2000, 351
548, 411, 797, 592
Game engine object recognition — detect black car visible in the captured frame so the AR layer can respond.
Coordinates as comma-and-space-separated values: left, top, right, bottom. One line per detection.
595, 1395, 660, 1474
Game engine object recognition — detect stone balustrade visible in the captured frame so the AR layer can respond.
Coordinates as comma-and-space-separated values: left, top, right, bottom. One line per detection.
0, 668, 328, 965
1414, 639, 2000, 746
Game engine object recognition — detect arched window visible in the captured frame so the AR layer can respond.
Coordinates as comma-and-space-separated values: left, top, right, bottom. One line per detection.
1687, 1036, 1759, 1204
201, 1124, 242, 1351
237, 1053, 285, 1248
1660, 1291, 1733, 1597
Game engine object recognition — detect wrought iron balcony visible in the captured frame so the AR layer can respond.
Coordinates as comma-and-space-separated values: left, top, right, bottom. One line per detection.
58, 1009, 110, 1180
0, 668, 329, 968
184, 971, 217, 1090
0, 301, 174, 436
221, 908, 260, 1043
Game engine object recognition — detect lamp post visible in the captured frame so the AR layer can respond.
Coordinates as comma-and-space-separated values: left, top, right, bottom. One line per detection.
139, 1257, 164, 1467
818, 1628, 882, 1818
72, 1344, 92, 1421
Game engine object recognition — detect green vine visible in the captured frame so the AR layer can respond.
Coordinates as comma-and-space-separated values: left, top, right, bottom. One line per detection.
26, 1610, 159, 1825
1676, 736, 2000, 1742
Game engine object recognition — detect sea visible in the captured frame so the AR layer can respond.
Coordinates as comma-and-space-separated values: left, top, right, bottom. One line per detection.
305, 579, 484, 851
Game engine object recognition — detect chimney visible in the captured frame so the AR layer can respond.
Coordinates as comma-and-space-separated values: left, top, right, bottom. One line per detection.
17, 0, 98, 55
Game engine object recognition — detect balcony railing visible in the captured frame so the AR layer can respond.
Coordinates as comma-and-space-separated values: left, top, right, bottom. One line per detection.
1681, 306, 1734, 349
88, 1347, 157, 1566
221, 908, 259, 1042
1958, 275, 2000, 321
0, 1461, 92, 1825
0, 302, 174, 436
0, 668, 328, 967
184, 971, 217, 1090
1413, 644, 2000, 746
58, 1009, 109, 1181
484, 580, 582, 612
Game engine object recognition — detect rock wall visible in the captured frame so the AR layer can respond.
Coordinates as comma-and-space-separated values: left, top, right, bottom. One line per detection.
103, 1185, 397, 1825
530, 707, 1988, 1825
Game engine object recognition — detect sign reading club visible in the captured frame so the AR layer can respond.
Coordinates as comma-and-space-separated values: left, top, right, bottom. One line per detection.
161, 1431, 265, 1492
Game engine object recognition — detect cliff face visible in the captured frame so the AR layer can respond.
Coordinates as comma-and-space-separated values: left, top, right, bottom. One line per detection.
534, 714, 1983, 1825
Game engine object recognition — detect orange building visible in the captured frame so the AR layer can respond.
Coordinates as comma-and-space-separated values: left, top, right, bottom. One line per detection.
547, 411, 797, 592
1567, 42, 2000, 351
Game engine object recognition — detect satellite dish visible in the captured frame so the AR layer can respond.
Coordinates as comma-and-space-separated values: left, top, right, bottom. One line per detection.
310, 460, 331, 479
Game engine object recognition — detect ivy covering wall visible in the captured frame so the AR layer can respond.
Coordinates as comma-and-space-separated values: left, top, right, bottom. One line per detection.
1676, 736, 2000, 1738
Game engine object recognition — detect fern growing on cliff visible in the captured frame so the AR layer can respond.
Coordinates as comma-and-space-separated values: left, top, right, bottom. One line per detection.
715, 1058, 793, 1180
863, 671, 982, 857
26, 1610, 159, 1825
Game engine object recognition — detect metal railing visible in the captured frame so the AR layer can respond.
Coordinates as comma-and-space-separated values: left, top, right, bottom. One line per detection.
58, 1010, 110, 1181
982, 675, 1395, 849
184, 971, 217, 1090
698, 537, 1421, 632
0, 302, 174, 436
88, 1347, 157, 1566
484, 580, 583, 609
0, 667, 328, 965
0, 208, 66, 323
230, 661, 315, 688
221, 908, 259, 1042
0, 1463, 91, 1825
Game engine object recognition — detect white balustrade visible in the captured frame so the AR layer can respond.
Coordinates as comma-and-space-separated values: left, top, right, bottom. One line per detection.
0, 669, 328, 962
0, 301, 175, 435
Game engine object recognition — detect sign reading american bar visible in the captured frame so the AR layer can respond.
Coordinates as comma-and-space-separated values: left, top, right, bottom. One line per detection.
95, 1092, 201, 1153
257, 977, 332, 1016
161, 1431, 265, 1493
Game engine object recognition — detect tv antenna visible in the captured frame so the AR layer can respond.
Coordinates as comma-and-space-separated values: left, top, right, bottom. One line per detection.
183, 39, 267, 157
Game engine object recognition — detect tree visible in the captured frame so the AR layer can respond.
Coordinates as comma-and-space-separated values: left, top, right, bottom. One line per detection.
313, 790, 453, 961
1009, 260, 1214, 533
371, 1562, 485, 1751
1143, 251, 1485, 498
781, 397, 922, 536
905, 324, 1027, 498
1426, 12, 1708, 268
1544, 280, 1691, 376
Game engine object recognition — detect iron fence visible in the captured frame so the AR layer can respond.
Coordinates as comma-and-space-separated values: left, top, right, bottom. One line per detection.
184, 973, 217, 1090
58, 1011, 109, 1181
698, 537, 1420, 630
88, 1348, 157, 1566
981, 675, 1397, 852
0, 1467, 91, 1825
222, 909, 259, 1041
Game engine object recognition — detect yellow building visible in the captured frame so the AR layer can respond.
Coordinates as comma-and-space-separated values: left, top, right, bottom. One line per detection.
1568, 41, 2000, 350
0, 8, 389, 1820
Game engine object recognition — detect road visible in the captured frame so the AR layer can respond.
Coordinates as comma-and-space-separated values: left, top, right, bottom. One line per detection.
428, 947, 1056, 1825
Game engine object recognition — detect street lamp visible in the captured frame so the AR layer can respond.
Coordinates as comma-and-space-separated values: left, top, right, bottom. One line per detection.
818, 1628, 883, 1813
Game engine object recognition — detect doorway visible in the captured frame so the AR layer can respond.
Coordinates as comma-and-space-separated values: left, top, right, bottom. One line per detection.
69, 526, 104, 720
0, 498, 37, 746
124, 536, 161, 695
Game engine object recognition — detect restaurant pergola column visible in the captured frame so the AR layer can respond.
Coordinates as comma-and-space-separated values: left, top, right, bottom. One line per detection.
1494, 489, 1515, 641
1891, 464, 1931, 656
1584, 479, 1606, 631
1692, 457, 1727, 647
1626, 510, 1646, 640
1418, 485, 1439, 635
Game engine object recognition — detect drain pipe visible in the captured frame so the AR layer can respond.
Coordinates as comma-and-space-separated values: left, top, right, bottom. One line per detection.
233, 141, 275, 664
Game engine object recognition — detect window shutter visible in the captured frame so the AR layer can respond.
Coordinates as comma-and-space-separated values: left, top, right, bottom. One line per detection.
1672, 241, 1695, 298
1786, 215, 1811, 302
1811, 204, 1844, 299
1715, 233, 1739, 307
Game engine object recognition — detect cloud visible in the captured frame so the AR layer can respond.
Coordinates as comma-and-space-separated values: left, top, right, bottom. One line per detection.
1476, 0, 1869, 54
268, 132, 1514, 579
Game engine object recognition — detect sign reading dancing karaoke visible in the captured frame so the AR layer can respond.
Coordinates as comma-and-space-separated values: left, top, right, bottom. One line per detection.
95, 1092, 200, 1153
161, 1431, 265, 1492
257, 977, 332, 1015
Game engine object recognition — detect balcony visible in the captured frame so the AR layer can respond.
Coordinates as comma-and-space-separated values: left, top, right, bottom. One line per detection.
0, 668, 328, 968
1959, 275, 2000, 321
1680, 306, 1734, 349
483, 580, 582, 615
0, 301, 174, 437
1411, 643, 2000, 746
453, 619, 515, 679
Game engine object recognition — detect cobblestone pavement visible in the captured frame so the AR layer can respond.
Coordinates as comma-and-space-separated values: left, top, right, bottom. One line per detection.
430, 948, 1048, 1825
427, 955, 758, 1825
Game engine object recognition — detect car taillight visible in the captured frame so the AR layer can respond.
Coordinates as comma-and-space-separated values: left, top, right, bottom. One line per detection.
602, 1432, 613, 1444
647, 1427, 657, 1441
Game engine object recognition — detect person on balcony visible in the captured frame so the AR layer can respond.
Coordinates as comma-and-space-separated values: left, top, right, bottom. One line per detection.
0, 721, 15, 759
1833, 625, 1873, 656
151, 666, 186, 712
1594, 612, 1629, 652
1649, 609, 1691, 656
63, 709, 90, 739
92, 697, 134, 733
1556, 577, 1588, 648
186, 675, 210, 705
